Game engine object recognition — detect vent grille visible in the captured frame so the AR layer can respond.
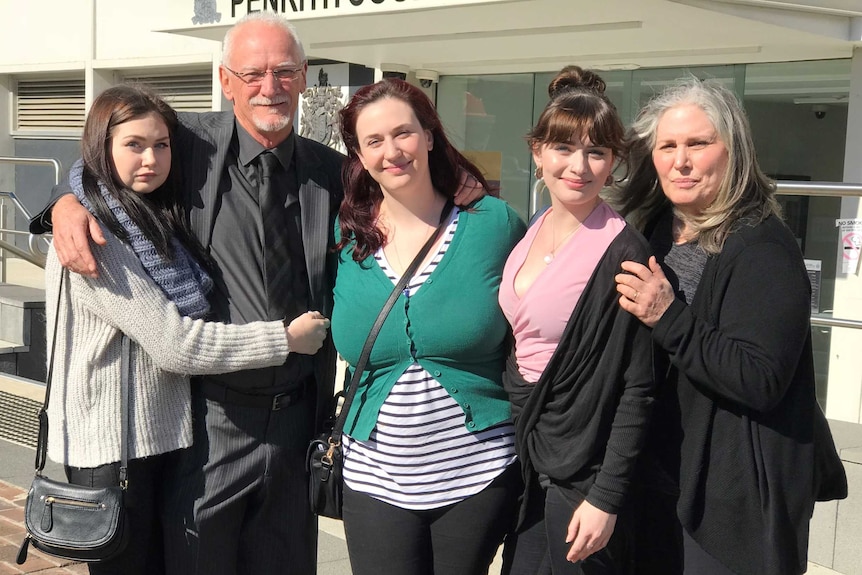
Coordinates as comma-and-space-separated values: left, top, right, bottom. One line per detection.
16, 78, 86, 131
122, 73, 214, 113
0, 390, 40, 448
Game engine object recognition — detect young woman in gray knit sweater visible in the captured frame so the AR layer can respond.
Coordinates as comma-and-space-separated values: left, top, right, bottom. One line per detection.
44, 85, 329, 575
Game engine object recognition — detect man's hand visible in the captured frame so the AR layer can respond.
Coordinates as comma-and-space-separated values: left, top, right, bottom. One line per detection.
52, 194, 106, 278
285, 311, 330, 355
565, 500, 617, 564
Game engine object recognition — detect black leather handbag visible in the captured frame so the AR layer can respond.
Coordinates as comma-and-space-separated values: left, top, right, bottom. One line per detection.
17, 270, 131, 564
307, 203, 453, 519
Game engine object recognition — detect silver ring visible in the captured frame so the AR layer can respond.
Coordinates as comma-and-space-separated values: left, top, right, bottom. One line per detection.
633, 291, 639, 302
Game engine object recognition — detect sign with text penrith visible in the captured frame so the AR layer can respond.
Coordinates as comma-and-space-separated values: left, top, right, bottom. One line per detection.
191, 0, 513, 23
232, 0, 404, 17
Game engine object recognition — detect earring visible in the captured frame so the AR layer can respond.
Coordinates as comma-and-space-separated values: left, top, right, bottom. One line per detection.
534, 166, 543, 180
605, 175, 615, 186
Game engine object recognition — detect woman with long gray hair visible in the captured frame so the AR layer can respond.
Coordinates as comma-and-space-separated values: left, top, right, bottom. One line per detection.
613, 78, 845, 575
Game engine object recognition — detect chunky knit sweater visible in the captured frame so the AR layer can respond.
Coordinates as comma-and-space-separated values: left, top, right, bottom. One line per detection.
45, 230, 290, 468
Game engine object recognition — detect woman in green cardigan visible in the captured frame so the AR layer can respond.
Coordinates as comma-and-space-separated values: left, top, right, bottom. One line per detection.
330, 78, 525, 575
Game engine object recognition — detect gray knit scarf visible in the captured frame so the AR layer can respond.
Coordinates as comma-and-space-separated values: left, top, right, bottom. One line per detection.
69, 160, 213, 319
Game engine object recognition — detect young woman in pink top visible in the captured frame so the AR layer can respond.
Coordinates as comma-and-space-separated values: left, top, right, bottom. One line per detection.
498, 66, 655, 575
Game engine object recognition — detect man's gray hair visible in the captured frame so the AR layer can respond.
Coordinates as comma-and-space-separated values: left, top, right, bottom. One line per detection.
222, 12, 307, 66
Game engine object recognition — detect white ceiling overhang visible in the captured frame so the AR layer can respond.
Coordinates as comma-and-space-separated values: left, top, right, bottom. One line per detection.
671, 0, 862, 42
162, 0, 861, 75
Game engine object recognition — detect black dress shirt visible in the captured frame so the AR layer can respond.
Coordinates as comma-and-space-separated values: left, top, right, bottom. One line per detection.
205, 124, 313, 392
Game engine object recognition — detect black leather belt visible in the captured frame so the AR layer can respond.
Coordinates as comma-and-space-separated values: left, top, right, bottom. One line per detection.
198, 380, 306, 411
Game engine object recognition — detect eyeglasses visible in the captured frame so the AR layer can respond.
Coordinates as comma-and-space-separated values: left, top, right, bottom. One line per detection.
223, 64, 305, 86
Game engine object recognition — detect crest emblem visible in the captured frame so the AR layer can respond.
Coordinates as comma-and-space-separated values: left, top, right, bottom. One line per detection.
191, 0, 221, 24
300, 68, 344, 151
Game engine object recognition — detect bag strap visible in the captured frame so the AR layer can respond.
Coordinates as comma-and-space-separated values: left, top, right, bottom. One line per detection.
35, 268, 131, 488
329, 201, 455, 443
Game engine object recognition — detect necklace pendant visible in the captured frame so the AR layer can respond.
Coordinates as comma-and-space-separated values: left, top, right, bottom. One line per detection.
543, 253, 554, 265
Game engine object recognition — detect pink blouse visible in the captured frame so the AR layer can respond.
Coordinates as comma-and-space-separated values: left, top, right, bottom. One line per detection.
499, 201, 626, 383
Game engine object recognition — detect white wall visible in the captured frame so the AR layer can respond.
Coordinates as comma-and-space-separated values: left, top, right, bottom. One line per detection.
0, 0, 220, 70
0, 2, 91, 66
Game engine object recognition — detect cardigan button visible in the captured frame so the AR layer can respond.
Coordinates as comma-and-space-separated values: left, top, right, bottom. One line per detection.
451, 388, 458, 393
434, 370, 442, 377
467, 421, 476, 428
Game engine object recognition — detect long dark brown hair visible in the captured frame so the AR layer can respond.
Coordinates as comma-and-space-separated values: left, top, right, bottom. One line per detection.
80, 84, 211, 268
337, 78, 491, 262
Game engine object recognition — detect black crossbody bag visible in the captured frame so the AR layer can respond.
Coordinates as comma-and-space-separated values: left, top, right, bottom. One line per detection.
307, 203, 454, 519
17, 269, 131, 564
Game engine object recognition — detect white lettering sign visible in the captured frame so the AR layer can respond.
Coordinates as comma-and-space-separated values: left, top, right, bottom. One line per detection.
189, 0, 514, 22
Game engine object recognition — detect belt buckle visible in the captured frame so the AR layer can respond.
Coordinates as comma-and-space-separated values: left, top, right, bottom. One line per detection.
271, 392, 290, 411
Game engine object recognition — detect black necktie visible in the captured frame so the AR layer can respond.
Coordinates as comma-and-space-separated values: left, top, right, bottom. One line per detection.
258, 151, 291, 320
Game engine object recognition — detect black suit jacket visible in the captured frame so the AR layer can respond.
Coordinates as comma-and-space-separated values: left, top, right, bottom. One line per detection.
176, 111, 345, 432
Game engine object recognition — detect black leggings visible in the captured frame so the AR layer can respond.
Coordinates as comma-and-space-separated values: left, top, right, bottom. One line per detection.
66, 452, 176, 575
343, 463, 521, 575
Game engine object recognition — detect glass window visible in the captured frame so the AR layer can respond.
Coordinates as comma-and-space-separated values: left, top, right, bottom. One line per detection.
744, 59, 852, 407
437, 65, 743, 218
631, 65, 743, 110
437, 74, 535, 220
745, 60, 849, 183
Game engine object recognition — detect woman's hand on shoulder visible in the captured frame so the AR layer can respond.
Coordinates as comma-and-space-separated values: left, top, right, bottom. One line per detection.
565, 500, 617, 563
615, 256, 677, 328
453, 169, 487, 205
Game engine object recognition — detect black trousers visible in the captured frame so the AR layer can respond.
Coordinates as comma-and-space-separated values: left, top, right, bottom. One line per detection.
342, 463, 521, 575
504, 484, 633, 575
66, 452, 176, 575
628, 482, 683, 575
501, 478, 552, 575
163, 387, 316, 575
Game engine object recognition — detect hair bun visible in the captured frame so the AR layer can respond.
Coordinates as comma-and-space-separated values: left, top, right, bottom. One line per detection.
548, 65, 607, 98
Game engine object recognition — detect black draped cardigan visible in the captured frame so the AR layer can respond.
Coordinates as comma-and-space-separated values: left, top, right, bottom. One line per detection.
505, 224, 656, 518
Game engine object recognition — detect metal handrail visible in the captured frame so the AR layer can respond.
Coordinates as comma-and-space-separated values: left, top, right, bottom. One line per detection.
811, 317, 862, 330
0, 237, 45, 267
776, 181, 862, 197
0, 156, 62, 186
0, 157, 61, 271
0, 191, 50, 268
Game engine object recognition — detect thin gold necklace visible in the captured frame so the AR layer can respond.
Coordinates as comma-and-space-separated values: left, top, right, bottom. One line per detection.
543, 219, 581, 265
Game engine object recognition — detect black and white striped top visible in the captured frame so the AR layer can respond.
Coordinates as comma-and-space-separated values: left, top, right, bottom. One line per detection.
342, 209, 517, 510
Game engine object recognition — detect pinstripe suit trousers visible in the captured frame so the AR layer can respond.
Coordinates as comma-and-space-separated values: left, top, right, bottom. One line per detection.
163, 385, 318, 575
